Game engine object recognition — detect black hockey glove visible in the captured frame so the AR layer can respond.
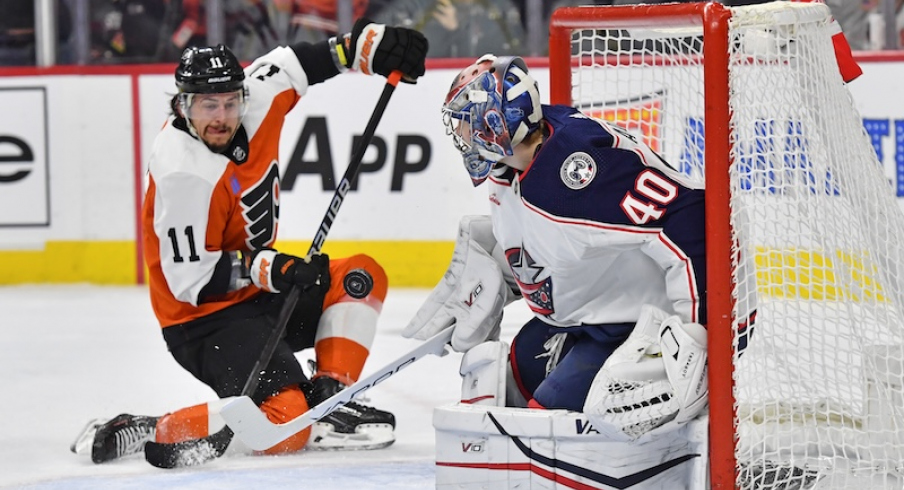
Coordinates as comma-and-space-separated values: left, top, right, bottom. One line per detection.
249, 249, 331, 294
346, 18, 428, 83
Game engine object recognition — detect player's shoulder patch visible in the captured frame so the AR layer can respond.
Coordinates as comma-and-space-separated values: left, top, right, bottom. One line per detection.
559, 152, 597, 190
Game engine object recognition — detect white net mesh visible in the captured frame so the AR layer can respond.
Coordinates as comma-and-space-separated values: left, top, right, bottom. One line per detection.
555, 2, 904, 489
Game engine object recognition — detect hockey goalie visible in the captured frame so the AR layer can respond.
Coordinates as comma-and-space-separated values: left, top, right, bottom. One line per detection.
402, 55, 755, 489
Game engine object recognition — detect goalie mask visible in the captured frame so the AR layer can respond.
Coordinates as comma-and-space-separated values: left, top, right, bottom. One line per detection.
442, 55, 542, 186
175, 44, 248, 149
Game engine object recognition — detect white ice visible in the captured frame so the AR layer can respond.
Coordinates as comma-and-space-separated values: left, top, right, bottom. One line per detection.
0, 285, 531, 489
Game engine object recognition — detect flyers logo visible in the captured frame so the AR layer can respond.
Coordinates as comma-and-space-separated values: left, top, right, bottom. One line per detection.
241, 161, 280, 250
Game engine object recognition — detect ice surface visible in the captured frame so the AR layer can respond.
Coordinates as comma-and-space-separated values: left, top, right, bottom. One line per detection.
0, 285, 532, 490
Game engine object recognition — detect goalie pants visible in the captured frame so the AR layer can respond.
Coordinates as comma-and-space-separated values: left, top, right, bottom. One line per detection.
162, 287, 325, 405
511, 317, 634, 411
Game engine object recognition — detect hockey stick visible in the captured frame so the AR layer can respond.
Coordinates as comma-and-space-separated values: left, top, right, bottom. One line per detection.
144, 70, 404, 468
221, 326, 453, 450
241, 68, 404, 399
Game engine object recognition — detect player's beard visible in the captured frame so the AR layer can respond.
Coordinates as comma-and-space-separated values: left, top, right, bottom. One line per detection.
202, 125, 237, 153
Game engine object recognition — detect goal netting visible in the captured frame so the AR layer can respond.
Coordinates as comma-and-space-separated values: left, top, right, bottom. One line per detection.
550, 2, 904, 489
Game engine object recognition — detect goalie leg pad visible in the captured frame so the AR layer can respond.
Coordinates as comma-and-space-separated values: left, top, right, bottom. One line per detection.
433, 404, 710, 489
460, 341, 509, 406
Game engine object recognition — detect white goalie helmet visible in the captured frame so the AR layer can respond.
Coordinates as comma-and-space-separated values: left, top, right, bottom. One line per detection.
441, 54, 543, 186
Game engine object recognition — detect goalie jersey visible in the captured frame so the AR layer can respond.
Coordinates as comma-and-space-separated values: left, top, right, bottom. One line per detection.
142, 46, 310, 328
488, 105, 707, 328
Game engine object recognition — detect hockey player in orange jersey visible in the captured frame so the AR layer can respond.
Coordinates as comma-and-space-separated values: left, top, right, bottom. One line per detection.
74, 19, 427, 465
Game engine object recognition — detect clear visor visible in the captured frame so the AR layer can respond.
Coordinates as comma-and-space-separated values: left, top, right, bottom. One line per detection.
180, 90, 247, 121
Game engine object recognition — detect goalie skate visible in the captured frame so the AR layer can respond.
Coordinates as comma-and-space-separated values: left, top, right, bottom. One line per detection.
307, 376, 395, 451
90, 413, 158, 464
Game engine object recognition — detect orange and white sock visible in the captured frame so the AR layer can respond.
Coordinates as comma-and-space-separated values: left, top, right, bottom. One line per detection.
155, 386, 311, 455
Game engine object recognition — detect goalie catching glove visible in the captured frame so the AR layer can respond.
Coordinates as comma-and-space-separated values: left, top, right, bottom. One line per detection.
584, 305, 708, 441
249, 249, 330, 294
334, 18, 428, 83
403, 216, 519, 352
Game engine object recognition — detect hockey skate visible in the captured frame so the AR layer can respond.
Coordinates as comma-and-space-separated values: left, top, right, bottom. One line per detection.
306, 376, 396, 451
70, 418, 106, 455
88, 414, 159, 464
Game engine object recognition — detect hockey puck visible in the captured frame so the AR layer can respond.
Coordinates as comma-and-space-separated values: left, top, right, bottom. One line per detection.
343, 269, 374, 299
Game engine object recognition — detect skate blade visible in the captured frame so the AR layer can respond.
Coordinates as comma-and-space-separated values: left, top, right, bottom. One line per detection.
307, 423, 395, 451
70, 418, 106, 454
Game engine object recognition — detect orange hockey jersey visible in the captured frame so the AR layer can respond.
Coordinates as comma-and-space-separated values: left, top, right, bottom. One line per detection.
143, 46, 313, 327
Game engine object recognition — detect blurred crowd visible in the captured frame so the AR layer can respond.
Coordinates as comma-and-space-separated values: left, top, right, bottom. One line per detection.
0, 0, 901, 66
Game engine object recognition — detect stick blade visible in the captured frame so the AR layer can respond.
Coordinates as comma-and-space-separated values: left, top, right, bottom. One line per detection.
222, 328, 453, 451
221, 396, 313, 451
143, 427, 233, 469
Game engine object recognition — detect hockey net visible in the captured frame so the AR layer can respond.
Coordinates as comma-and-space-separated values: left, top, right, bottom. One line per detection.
550, 2, 904, 489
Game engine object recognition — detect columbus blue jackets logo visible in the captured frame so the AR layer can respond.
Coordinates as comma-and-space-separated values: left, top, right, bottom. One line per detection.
560, 152, 597, 190
506, 247, 554, 316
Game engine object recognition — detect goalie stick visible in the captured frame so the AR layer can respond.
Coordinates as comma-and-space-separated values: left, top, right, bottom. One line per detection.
221, 326, 453, 451
143, 70, 404, 469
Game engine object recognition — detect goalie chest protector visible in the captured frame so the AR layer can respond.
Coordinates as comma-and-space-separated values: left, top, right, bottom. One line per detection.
485, 105, 707, 328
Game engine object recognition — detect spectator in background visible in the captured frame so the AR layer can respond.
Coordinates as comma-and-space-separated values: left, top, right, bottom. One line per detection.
227, 0, 281, 58
612, 0, 692, 3
864, 0, 904, 49
371, 0, 524, 58
899, 0, 904, 48
0, 0, 72, 66
286, 0, 369, 38
90, 0, 230, 64
207, 1, 372, 62
826, 0, 869, 50
90, 0, 168, 62
170, 0, 208, 53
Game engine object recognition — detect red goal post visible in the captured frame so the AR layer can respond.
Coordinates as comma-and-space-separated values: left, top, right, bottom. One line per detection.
551, 2, 904, 490
550, 4, 735, 488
